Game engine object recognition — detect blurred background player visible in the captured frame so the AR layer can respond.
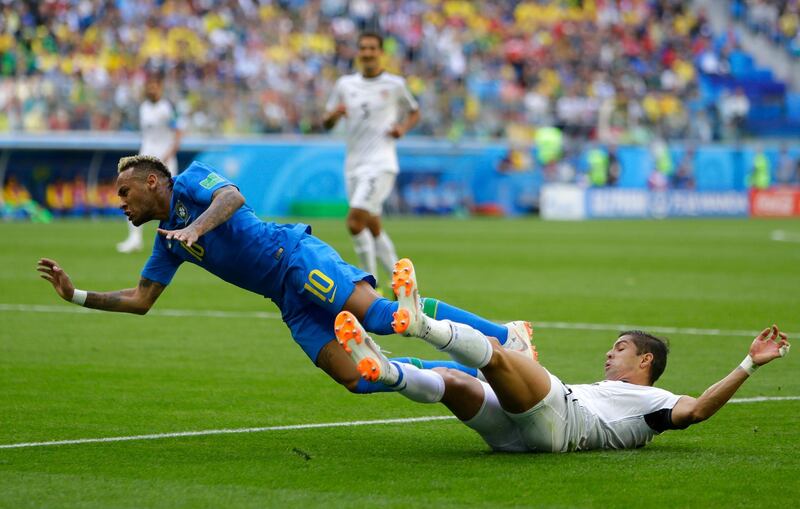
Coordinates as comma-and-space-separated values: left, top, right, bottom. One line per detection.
322, 32, 420, 292
117, 72, 183, 253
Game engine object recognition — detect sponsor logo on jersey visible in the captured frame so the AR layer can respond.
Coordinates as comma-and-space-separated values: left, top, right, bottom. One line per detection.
199, 173, 225, 190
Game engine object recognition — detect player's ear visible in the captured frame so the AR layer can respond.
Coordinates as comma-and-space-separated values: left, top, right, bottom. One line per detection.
146, 173, 159, 189
640, 352, 654, 370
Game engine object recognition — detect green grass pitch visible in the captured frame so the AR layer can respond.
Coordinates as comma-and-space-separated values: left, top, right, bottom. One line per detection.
1, 217, 798, 508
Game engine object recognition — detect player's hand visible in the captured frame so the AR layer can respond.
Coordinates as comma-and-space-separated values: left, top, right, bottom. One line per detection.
332, 104, 347, 120
37, 258, 76, 302
157, 225, 200, 247
748, 325, 790, 366
387, 125, 405, 139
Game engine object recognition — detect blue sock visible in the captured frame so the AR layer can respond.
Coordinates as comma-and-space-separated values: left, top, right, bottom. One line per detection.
362, 297, 398, 335
392, 357, 479, 378
353, 378, 394, 393
421, 298, 508, 344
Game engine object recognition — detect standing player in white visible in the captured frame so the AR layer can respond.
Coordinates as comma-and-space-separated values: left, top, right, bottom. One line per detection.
117, 73, 183, 253
323, 32, 420, 290
334, 258, 791, 453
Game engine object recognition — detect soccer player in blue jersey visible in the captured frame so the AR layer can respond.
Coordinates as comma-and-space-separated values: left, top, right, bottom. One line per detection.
37, 155, 534, 394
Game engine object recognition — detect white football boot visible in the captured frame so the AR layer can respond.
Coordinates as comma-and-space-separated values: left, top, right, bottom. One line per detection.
390, 258, 427, 337
503, 321, 538, 361
334, 311, 395, 384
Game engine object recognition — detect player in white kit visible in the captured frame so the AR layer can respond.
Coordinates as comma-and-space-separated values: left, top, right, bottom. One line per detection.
334, 258, 791, 453
117, 73, 183, 253
323, 33, 420, 290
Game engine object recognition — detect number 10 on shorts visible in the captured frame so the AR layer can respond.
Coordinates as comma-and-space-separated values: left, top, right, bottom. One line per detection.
305, 269, 337, 303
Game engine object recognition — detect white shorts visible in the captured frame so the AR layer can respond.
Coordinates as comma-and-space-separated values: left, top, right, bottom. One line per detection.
345, 171, 396, 216
464, 373, 586, 453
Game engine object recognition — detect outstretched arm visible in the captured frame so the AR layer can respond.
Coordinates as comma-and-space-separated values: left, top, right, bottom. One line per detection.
157, 185, 245, 247
671, 325, 790, 428
37, 258, 166, 315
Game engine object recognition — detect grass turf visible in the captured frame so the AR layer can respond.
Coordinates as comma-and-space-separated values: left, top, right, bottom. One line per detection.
1, 217, 798, 508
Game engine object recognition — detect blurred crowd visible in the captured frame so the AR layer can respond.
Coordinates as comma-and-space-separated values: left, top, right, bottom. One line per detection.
732, 0, 800, 56
0, 0, 771, 141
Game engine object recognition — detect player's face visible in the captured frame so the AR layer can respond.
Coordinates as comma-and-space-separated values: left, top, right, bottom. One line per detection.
604, 337, 643, 381
145, 79, 163, 102
357, 37, 382, 73
116, 170, 157, 226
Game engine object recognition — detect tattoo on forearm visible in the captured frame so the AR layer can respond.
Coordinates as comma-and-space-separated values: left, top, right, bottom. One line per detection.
85, 290, 128, 311
194, 189, 243, 234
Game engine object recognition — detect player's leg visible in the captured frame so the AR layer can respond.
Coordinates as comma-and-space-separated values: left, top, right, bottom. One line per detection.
281, 237, 476, 391
117, 222, 143, 253
334, 317, 527, 451
349, 282, 534, 359
346, 175, 378, 280
363, 172, 399, 277
392, 258, 551, 413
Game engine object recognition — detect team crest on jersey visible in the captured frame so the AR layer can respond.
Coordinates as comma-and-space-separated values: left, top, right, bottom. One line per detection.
176, 201, 189, 222
381, 89, 389, 99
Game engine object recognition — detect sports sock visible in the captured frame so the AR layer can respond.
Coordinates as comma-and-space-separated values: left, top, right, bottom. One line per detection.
393, 362, 445, 403
421, 298, 509, 344
353, 378, 394, 394
362, 297, 397, 335
374, 231, 398, 275
127, 222, 143, 243
351, 229, 377, 281
392, 356, 479, 378
439, 321, 493, 368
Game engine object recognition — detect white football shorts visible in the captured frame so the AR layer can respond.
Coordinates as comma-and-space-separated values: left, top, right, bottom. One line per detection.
345, 171, 396, 216
506, 371, 586, 452
466, 372, 586, 453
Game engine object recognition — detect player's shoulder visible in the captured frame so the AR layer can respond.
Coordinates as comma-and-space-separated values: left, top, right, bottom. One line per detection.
378, 72, 409, 86
336, 73, 362, 86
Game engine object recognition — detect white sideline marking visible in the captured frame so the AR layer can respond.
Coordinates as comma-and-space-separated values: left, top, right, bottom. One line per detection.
2, 397, 798, 450
2, 304, 796, 338
0, 416, 455, 450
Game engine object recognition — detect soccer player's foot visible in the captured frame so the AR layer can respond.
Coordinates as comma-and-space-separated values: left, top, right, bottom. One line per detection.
335, 311, 396, 384
504, 321, 538, 361
391, 258, 426, 337
116, 237, 143, 253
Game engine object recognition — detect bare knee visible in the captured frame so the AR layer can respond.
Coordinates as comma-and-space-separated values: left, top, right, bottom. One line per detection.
346, 209, 369, 234
483, 341, 514, 372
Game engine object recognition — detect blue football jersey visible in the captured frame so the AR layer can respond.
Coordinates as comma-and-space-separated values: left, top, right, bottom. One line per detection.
141, 161, 309, 299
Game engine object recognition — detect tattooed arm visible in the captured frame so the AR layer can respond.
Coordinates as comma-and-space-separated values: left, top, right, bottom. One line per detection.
37, 258, 166, 315
157, 186, 245, 247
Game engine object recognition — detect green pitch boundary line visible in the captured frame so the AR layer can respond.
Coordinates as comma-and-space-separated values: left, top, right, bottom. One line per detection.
2, 397, 799, 451
2, 303, 797, 338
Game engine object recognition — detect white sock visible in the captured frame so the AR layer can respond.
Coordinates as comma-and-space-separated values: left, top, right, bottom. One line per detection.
393, 363, 445, 404
415, 316, 456, 348
351, 229, 377, 281
440, 322, 493, 369
374, 231, 398, 275
126, 222, 143, 243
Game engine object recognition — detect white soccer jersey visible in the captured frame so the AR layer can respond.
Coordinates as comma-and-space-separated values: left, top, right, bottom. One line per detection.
139, 98, 181, 174
325, 72, 419, 176
568, 380, 682, 450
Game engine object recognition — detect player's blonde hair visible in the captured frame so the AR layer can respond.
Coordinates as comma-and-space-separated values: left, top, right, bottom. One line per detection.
117, 155, 171, 179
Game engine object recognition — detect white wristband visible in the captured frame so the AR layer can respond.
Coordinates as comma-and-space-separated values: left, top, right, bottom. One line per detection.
71, 289, 88, 306
739, 355, 759, 376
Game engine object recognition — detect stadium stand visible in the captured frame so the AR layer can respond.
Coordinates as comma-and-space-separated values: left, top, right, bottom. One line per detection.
0, 0, 796, 141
